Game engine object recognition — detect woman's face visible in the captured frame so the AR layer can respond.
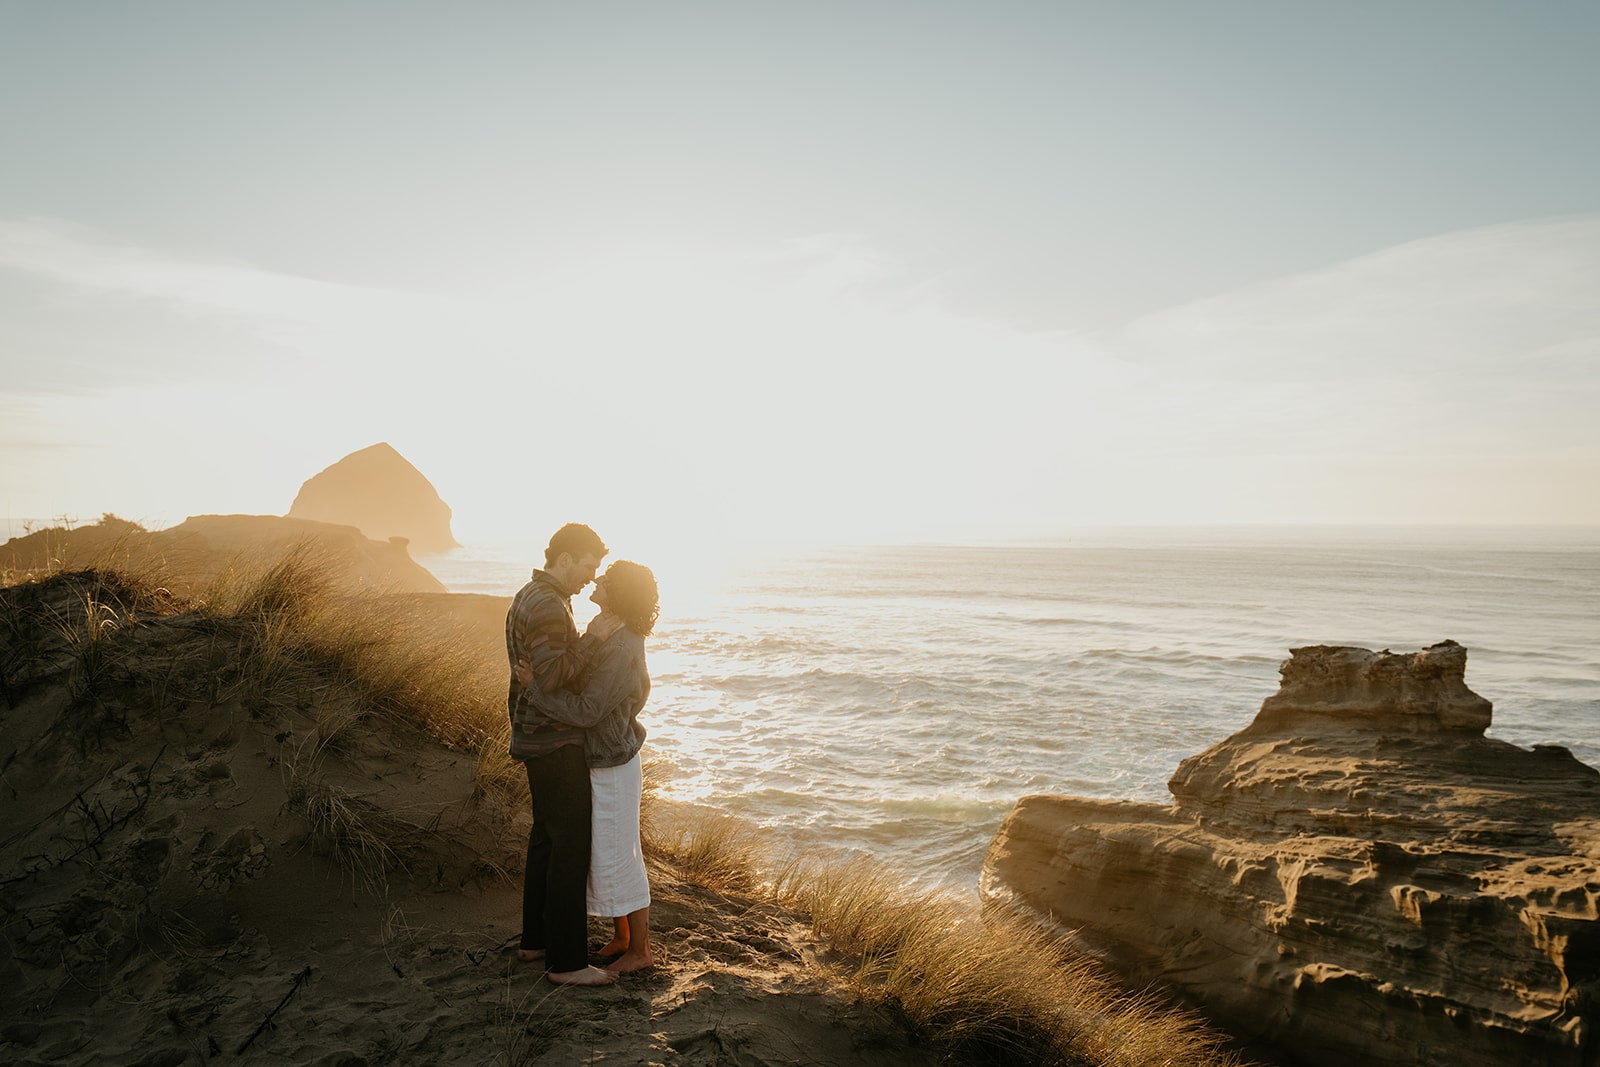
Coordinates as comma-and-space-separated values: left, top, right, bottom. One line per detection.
589, 575, 610, 610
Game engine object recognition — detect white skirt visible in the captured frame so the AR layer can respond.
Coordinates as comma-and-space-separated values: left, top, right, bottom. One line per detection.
587, 754, 650, 917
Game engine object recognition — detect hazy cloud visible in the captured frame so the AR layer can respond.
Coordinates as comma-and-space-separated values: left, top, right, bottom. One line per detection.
5, 217, 1596, 533
0, 217, 397, 318
1103, 218, 1600, 469
1120, 216, 1600, 382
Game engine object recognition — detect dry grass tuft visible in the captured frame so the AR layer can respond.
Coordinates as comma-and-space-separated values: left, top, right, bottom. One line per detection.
650, 833, 1250, 1067
473, 718, 528, 803
283, 759, 404, 893
205, 542, 335, 628
647, 809, 769, 896
54, 588, 122, 700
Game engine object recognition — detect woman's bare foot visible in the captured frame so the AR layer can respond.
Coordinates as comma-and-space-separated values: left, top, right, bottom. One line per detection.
598, 916, 628, 957
547, 965, 617, 986
516, 948, 546, 963
605, 949, 654, 974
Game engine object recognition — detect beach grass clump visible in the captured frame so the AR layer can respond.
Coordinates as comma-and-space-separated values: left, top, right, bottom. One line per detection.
284, 759, 404, 893
804, 868, 1244, 1067
55, 587, 122, 703
8, 545, 526, 865
203, 542, 335, 629
217, 551, 533, 862
5, 534, 515, 799
644, 809, 767, 896
644, 835, 1248, 1067
473, 718, 529, 802
18, 566, 187, 742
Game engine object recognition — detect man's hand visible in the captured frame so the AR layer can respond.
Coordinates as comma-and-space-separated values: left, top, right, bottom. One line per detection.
586, 612, 624, 642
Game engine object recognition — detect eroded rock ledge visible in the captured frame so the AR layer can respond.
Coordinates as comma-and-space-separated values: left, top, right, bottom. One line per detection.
981, 641, 1599, 1067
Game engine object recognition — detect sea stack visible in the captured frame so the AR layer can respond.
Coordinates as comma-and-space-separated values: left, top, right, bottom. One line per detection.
288, 442, 459, 555
980, 641, 1600, 1067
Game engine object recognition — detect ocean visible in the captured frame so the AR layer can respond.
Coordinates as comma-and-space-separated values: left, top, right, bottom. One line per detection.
422, 527, 1600, 892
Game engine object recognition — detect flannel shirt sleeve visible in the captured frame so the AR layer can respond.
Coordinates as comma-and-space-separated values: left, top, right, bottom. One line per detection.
506, 587, 594, 710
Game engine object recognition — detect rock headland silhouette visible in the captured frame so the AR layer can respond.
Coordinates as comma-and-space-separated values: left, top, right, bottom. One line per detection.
287, 442, 458, 554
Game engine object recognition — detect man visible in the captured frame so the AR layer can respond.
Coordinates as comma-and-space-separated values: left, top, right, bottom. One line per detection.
505, 521, 620, 986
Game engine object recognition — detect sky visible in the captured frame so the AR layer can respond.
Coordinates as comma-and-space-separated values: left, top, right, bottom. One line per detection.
2, 1, 1597, 556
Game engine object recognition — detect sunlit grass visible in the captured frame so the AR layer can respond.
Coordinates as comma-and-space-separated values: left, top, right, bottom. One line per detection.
55, 588, 121, 702
637, 823, 1248, 1067
191, 544, 516, 789
644, 808, 766, 896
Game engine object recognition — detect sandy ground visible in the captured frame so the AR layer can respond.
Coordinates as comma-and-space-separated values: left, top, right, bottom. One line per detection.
1, 571, 940, 1066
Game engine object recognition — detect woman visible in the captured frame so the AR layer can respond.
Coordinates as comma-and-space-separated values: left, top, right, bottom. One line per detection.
518, 559, 658, 975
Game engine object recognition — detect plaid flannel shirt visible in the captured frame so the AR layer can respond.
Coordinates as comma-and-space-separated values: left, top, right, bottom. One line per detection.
504, 569, 595, 758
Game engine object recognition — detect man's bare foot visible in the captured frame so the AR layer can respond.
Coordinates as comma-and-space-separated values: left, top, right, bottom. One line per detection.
547, 965, 617, 986
596, 937, 629, 957
605, 949, 654, 974
516, 948, 545, 963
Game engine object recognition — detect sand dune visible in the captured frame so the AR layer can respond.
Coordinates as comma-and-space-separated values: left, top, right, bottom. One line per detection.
0, 569, 938, 1065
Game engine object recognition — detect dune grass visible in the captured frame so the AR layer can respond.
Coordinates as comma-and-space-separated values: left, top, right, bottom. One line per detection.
643, 811, 1247, 1067
1, 562, 181, 741
645, 809, 766, 896
55, 587, 122, 701
284, 761, 404, 893
3, 540, 527, 874
172, 544, 513, 773
2, 544, 1248, 1067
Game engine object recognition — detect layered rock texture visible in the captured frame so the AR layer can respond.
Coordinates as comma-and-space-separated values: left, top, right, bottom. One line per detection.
287, 442, 458, 554
982, 641, 1600, 1066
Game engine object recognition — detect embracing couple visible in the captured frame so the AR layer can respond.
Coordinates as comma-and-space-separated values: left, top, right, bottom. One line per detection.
504, 522, 659, 987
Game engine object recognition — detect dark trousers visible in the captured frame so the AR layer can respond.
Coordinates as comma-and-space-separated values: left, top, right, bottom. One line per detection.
520, 744, 592, 972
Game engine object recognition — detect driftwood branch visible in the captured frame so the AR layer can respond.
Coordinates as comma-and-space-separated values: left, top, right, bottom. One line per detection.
0, 747, 165, 890
236, 965, 313, 1055
55, 745, 164, 865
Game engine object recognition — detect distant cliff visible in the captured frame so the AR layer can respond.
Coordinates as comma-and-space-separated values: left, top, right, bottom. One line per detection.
287, 442, 458, 555
0, 513, 445, 596
981, 641, 1599, 1067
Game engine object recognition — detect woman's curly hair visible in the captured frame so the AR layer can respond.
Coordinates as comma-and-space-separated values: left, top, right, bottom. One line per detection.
599, 560, 659, 637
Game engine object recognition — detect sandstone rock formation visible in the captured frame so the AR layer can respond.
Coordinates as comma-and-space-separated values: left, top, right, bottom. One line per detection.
981, 642, 1599, 1067
287, 442, 458, 554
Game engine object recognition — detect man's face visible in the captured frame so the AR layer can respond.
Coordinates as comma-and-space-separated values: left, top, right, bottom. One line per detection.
566, 553, 602, 595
